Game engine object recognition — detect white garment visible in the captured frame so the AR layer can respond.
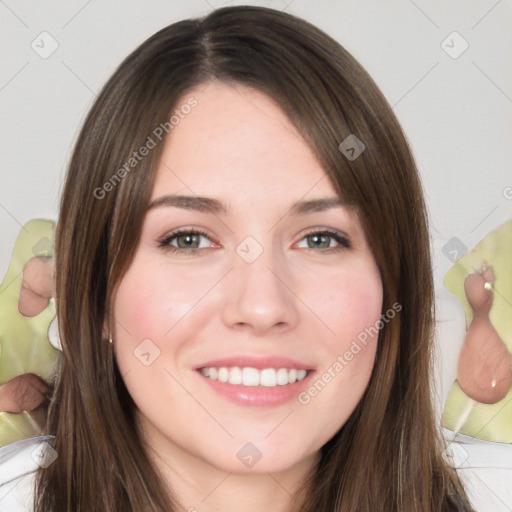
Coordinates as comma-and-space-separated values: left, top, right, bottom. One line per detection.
442, 427, 512, 512
0, 436, 55, 512
0, 432, 510, 511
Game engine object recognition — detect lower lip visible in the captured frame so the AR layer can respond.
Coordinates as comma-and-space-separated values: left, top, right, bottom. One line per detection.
196, 370, 315, 407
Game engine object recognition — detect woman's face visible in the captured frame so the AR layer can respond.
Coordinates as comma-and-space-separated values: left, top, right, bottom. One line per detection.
113, 81, 383, 475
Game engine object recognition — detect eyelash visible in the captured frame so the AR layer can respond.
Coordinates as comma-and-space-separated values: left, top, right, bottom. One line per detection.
157, 227, 351, 255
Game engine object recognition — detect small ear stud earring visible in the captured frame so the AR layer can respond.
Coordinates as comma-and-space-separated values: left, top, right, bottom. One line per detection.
108, 333, 113, 344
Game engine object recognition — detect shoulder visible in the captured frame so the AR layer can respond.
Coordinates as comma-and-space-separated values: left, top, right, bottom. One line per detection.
0, 435, 56, 512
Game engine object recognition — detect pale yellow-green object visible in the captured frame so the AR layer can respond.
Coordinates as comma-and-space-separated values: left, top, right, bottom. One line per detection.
441, 220, 512, 443
0, 410, 47, 446
0, 219, 61, 446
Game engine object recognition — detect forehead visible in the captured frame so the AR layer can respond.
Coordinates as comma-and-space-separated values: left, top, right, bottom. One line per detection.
151, 81, 338, 204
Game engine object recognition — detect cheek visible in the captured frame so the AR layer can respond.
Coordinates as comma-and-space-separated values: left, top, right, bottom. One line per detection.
300, 261, 382, 422
113, 256, 210, 342
314, 263, 383, 350
111, 257, 199, 414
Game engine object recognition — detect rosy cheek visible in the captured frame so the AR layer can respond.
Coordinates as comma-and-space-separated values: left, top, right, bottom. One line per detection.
114, 256, 204, 344
318, 273, 382, 348
114, 262, 163, 343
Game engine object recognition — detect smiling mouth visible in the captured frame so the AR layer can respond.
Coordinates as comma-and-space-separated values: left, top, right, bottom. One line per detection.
198, 366, 310, 387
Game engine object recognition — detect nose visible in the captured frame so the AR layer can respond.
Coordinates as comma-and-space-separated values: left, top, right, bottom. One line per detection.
221, 242, 300, 336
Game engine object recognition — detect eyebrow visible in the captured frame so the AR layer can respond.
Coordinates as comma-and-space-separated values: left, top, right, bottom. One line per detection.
147, 195, 347, 216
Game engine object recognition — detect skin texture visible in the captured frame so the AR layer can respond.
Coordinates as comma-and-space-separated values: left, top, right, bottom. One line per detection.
457, 268, 512, 404
113, 82, 383, 512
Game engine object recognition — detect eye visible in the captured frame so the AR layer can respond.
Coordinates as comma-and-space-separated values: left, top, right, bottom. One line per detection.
295, 229, 351, 252
157, 228, 216, 254
157, 227, 351, 255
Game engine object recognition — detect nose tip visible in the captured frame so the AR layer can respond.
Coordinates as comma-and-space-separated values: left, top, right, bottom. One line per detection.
221, 248, 299, 335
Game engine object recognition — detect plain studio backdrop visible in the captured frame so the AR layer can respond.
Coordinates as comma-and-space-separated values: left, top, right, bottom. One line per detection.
0, 0, 511, 455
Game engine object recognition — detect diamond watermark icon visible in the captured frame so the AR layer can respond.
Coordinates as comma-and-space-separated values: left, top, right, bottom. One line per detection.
32, 237, 53, 257
31, 31, 59, 59
442, 237, 467, 263
31, 441, 58, 468
441, 31, 469, 59
236, 236, 263, 264
134, 338, 161, 366
236, 442, 262, 468
442, 441, 469, 469
338, 134, 365, 161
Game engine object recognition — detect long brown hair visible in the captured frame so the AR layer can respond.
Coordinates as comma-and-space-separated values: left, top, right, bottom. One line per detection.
35, 6, 475, 511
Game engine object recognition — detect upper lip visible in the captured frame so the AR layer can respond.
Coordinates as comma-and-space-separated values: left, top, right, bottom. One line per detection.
195, 355, 313, 371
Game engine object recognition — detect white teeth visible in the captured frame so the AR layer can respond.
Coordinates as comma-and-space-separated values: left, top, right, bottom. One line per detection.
276, 368, 289, 385
217, 367, 229, 383
260, 368, 276, 387
242, 367, 260, 386
297, 369, 307, 380
199, 366, 309, 387
228, 367, 242, 385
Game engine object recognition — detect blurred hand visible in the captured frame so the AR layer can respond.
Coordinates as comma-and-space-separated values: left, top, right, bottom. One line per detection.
0, 373, 51, 413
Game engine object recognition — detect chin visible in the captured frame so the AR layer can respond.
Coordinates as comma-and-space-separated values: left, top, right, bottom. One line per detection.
202, 439, 317, 476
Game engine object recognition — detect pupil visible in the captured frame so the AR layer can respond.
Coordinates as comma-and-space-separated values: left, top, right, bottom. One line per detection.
309, 234, 329, 249
178, 234, 199, 249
